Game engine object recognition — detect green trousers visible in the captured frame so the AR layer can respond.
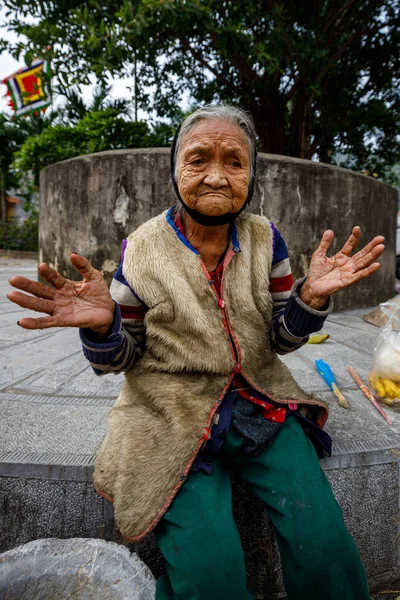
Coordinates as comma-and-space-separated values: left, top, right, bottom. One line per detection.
154, 415, 370, 600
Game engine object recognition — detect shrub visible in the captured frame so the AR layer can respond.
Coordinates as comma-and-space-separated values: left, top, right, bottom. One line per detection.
0, 215, 39, 252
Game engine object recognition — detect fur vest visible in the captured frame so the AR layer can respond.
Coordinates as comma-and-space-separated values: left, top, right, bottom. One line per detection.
93, 208, 329, 541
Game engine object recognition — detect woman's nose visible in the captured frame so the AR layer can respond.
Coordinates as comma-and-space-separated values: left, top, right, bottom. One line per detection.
203, 163, 228, 187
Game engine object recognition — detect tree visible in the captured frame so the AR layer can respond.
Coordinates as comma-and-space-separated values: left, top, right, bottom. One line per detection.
2, 0, 400, 180
56, 82, 132, 124
13, 108, 174, 183
0, 115, 25, 196
0, 112, 57, 221
0, 114, 42, 246
0, 114, 24, 222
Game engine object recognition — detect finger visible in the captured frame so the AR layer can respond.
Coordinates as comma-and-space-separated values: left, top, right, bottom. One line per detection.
8, 275, 56, 300
347, 262, 381, 286
317, 230, 334, 254
17, 315, 60, 330
7, 290, 54, 315
354, 244, 385, 270
353, 235, 385, 263
340, 226, 362, 256
69, 253, 99, 281
38, 263, 67, 290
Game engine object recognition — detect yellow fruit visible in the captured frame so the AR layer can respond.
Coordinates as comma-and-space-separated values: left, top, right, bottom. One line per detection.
382, 378, 400, 399
369, 373, 386, 398
383, 379, 393, 398
380, 397, 400, 406
307, 334, 330, 344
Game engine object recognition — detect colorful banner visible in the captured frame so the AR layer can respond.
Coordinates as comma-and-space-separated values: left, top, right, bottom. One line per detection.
3, 59, 51, 117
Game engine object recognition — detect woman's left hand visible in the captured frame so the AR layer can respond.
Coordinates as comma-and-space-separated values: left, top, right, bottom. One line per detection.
300, 226, 385, 310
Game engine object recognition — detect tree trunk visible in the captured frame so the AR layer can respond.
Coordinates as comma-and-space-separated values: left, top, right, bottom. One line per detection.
248, 95, 313, 159
249, 100, 287, 155
288, 89, 313, 159
1, 190, 8, 224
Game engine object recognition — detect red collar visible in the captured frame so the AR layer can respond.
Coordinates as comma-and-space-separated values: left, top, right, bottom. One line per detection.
174, 212, 226, 277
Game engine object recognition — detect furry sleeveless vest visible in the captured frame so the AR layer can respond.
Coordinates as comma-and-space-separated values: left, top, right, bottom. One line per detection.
94, 209, 329, 541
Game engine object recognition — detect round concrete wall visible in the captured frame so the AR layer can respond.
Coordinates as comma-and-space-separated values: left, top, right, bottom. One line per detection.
40, 149, 398, 311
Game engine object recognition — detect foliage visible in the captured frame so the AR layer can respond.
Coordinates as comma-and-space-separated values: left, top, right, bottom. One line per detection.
1, 0, 400, 181
0, 112, 55, 221
0, 113, 26, 193
385, 164, 400, 188
0, 115, 40, 247
0, 212, 39, 251
0, 110, 61, 188
55, 82, 132, 124
13, 108, 174, 183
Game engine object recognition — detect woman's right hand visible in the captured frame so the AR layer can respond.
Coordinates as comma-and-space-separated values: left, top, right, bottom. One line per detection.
7, 252, 115, 338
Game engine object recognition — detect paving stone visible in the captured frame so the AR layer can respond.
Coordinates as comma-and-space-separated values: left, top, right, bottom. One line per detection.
0, 398, 109, 456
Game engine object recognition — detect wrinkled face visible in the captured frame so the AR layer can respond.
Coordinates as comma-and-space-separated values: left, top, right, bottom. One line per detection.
176, 118, 251, 217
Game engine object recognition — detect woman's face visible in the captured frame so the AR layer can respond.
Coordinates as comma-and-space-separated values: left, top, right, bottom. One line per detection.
176, 118, 251, 217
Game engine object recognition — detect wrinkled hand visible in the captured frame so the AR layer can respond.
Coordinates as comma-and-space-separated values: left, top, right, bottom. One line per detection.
7, 253, 115, 336
300, 227, 385, 309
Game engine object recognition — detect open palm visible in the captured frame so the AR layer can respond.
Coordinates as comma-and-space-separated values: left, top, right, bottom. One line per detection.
7, 253, 115, 335
301, 227, 385, 308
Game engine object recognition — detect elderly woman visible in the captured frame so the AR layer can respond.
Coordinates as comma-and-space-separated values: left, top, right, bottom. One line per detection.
8, 105, 384, 600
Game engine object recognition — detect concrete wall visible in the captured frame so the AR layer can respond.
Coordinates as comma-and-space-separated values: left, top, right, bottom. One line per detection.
40, 149, 398, 311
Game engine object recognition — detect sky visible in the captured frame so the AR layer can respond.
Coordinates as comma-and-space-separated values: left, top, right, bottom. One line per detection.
0, 7, 146, 118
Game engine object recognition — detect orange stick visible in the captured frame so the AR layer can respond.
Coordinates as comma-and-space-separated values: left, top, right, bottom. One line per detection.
348, 366, 393, 426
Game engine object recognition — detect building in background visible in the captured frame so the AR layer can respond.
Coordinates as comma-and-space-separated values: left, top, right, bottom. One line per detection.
4, 192, 30, 224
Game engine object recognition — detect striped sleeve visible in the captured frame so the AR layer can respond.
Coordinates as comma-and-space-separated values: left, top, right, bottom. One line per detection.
79, 243, 147, 375
269, 224, 294, 320
269, 225, 333, 355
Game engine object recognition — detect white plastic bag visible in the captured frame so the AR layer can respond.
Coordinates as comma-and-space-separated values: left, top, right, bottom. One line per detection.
369, 302, 400, 400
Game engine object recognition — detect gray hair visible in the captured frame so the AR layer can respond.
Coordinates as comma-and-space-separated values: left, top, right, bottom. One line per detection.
174, 104, 257, 177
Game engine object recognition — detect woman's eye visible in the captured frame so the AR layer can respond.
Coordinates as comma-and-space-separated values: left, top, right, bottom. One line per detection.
191, 158, 204, 165
231, 161, 241, 167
